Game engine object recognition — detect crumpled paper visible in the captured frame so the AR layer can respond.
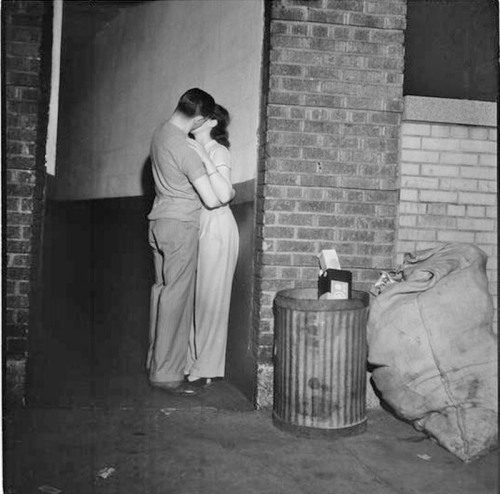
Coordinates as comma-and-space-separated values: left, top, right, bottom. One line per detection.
370, 270, 403, 296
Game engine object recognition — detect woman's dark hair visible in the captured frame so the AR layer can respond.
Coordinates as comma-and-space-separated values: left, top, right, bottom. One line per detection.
176, 88, 215, 118
210, 104, 230, 149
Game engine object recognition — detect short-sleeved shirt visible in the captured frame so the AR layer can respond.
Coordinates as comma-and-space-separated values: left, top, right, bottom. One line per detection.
205, 140, 232, 170
147, 121, 206, 223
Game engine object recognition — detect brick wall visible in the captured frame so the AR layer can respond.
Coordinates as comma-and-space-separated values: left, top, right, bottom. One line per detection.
254, 0, 406, 407
398, 117, 497, 328
4, 0, 51, 405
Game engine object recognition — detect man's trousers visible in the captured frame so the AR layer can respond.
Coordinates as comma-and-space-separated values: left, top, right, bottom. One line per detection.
147, 218, 199, 383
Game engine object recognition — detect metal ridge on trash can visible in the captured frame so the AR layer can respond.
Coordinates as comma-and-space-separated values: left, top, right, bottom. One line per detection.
273, 287, 369, 438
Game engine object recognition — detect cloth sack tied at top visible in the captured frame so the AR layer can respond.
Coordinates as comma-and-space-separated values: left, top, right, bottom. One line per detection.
367, 243, 497, 462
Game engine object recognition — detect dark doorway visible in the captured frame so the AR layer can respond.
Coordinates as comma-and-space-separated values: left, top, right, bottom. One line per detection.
27, 194, 255, 410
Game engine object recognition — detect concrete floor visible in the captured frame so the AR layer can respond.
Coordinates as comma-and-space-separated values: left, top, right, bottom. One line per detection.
4, 379, 498, 494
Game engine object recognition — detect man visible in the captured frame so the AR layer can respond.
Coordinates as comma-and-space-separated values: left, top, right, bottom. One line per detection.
147, 88, 222, 396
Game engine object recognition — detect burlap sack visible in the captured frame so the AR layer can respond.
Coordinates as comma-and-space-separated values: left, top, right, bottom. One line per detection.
367, 243, 497, 462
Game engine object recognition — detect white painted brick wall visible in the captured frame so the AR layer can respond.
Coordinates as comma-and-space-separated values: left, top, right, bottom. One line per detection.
398, 121, 498, 329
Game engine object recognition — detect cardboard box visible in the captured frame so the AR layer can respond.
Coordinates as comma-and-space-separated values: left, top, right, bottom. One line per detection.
318, 269, 352, 300
317, 249, 341, 271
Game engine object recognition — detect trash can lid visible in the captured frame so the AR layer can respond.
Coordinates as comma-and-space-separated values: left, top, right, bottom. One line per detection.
274, 287, 369, 311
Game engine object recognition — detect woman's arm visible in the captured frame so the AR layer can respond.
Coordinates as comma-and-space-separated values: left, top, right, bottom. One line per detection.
187, 138, 235, 204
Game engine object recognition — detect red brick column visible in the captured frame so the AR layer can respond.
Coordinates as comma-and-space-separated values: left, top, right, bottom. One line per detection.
254, 0, 406, 407
4, 0, 51, 406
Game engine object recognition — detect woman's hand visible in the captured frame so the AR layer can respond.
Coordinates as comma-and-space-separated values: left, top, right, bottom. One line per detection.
186, 138, 210, 165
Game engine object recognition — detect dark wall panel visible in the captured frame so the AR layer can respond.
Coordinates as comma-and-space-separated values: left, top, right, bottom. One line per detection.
226, 199, 256, 403
27, 199, 95, 404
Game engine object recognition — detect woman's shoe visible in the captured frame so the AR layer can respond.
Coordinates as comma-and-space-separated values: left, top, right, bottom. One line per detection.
151, 381, 200, 397
187, 377, 223, 388
188, 378, 210, 388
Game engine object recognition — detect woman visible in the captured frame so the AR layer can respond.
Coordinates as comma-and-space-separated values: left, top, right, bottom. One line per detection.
184, 104, 239, 386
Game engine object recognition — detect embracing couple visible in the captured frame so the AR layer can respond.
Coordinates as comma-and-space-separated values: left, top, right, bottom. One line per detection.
146, 88, 239, 397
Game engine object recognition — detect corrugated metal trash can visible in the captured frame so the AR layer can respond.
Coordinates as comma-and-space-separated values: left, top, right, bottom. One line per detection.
273, 287, 369, 438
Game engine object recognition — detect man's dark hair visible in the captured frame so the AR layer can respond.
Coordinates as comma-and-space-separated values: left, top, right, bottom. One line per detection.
175, 88, 215, 118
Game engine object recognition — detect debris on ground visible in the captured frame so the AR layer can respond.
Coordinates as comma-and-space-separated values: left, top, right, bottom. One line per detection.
38, 486, 62, 494
417, 454, 432, 461
96, 467, 116, 479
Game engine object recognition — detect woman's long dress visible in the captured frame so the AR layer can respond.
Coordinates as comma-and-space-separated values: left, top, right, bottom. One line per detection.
186, 140, 239, 379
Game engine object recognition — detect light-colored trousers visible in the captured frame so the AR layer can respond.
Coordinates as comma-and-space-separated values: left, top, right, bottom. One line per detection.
147, 218, 199, 383
186, 206, 239, 379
